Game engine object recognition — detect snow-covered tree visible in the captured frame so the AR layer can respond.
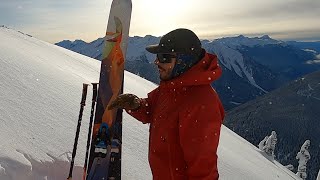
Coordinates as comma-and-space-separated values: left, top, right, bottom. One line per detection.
258, 136, 269, 150
295, 140, 311, 180
263, 131, 277, 156
285, 164, 294, 171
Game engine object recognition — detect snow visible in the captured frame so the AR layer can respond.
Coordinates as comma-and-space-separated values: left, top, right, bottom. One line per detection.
126, 35, 160, 62
203, 41, 268, 93
296, 140, 311, 180
0, 26, 300, 180
56, 34, 284, 93
213, 35, 282, 49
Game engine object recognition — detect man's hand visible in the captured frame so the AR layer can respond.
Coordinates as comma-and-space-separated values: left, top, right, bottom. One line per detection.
108, 94, 141, 110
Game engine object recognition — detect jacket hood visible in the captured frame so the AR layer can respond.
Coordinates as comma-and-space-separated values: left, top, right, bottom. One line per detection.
159, 51, 222, 88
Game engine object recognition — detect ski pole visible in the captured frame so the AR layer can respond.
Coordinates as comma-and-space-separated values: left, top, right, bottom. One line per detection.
67, 83, 89, 180
83, 83, 99, 180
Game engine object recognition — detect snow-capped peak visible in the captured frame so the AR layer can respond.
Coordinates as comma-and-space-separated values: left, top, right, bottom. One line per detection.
260, 35, 271, 39
214, 34, 282, 48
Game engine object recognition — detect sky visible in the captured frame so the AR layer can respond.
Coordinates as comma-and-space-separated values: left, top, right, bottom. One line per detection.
1, 0, 320, 43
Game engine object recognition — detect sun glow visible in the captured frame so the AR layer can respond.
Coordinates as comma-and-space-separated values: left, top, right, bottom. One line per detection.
132, 0, 194, 36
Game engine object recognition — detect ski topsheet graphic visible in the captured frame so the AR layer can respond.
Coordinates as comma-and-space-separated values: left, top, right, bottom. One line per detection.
85, 0, 132, 179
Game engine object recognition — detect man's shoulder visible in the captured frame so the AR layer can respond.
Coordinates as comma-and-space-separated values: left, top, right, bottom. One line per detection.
185, 85, 219, 102
188, 84, 217, 95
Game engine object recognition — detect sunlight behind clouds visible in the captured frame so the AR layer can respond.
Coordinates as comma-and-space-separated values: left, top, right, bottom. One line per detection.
1, 0, 319, 43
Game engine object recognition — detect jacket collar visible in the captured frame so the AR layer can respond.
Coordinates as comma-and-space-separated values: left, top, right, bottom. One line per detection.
159, 52, 222, 90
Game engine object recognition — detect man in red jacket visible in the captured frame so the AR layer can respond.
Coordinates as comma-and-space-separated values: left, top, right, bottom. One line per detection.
109, 28, 225, 180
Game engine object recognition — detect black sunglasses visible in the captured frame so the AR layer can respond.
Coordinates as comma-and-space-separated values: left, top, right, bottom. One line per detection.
156, 54, 177, 63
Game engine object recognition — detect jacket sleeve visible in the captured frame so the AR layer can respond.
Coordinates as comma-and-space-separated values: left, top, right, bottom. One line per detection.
178, 95, 224, 180
126, 88, 158, 124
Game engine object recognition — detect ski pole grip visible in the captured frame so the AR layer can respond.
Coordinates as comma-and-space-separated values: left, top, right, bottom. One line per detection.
91, 83, 99, 101
81, 83, 89, 106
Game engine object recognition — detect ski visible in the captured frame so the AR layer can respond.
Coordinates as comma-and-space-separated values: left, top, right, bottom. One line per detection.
85, 0, 132, 179
67, 83, 89, 180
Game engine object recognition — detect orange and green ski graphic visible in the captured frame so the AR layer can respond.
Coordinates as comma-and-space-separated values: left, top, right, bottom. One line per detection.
85, 0, 132, 179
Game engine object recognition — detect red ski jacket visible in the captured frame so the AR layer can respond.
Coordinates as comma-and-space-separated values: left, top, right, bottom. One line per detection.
127, 52, 225, 180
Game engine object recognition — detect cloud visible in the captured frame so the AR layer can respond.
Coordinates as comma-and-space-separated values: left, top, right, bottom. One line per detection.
306, 54, 320, 64
221, 0, 320, 20
306, 60, 320, 64
303, 49, 317, 53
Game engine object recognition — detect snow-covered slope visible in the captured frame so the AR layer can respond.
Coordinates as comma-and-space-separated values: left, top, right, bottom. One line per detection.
0, 26, 299, 180
203, 41, 267, 92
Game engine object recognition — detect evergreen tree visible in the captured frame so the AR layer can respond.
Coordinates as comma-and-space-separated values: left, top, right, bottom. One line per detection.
296, 140, 311, 180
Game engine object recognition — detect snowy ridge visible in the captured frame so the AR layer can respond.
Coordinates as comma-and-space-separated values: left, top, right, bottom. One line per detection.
0, 27, 299, 179
214, 35, 283, 48
202, 34, 286, 93
57, 34, 282, 92
58, 38, 104, 60
203, 41, 268, 92
126, 35, 160, 61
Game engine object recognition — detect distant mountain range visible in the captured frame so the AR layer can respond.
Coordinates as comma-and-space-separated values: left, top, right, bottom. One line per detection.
224, 70, 320, 180
56, 35, 320, 110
